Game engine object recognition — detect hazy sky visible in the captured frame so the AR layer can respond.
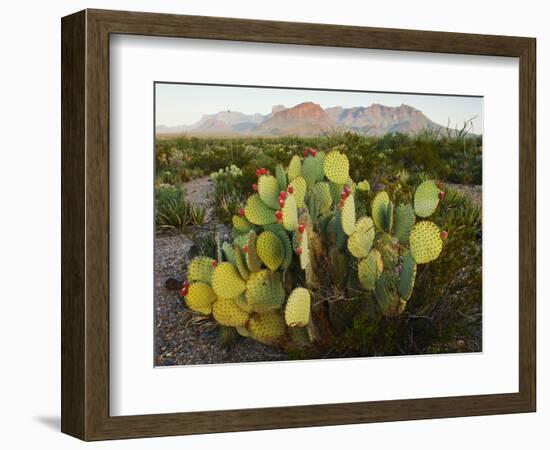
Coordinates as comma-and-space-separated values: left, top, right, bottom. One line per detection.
155, 83, 483, 133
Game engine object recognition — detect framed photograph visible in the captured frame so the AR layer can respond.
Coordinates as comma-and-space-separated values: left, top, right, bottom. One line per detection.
61, 9, 536, 441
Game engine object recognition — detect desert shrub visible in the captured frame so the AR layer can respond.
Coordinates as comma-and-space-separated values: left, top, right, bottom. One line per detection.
210, 165, 249, 224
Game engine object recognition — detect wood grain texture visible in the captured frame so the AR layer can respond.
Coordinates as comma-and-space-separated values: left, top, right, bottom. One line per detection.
61, 10, 86, 439
61, 8, 537, 441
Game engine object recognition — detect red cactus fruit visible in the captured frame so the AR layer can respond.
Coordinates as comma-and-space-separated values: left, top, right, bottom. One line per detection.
440, 231, 449, 240
211, 260, 218, 268
344, 185, 351, 193
310, 149, 318, 157
287, 186, 294, 194
338, 200, 344, 209
242, 245, 249, 253
297, 247, 303, 255
438, 191, 446, 199
183, 280, 190, 288
238, 208, 245, 217
279, 191, 287, 200
298, 223, 305, 233
252, 183, 258, 191
278, 198, 285, 207
180, 287, 188, 297
255, 169, 262, 177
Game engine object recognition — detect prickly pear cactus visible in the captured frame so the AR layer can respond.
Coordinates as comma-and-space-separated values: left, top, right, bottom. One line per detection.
187, 257, 215, 284
185, 282, 217, 315
211, 262, 246, 299
212, 297, 250, 327
179, 147, 446, 352
414, 180, 441, 218
285, 287, 311, 327
244, 194, 276, 225
249, 311, 286, 345
256, 231, 285, 271
323, 150, 349, 184
410, 221, 443, 264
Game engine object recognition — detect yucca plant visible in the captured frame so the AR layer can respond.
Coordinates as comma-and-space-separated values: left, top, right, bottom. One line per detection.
156, 184, 207, 231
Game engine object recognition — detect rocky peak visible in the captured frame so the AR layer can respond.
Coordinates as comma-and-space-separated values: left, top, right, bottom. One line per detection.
272, 102, 328, 121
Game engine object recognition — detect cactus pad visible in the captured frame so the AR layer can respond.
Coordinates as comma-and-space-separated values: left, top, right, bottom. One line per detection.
398, 250, 417, 300
187, 257, 214, 284
347, 217, 375, 258
297, 228, 310, 269
276, 230, 293, 270
262, 223, 285, 234
375, 272, 406, 317
312, 182, 333, 214
394, 203, 415, 243
333, 208, 347, 250
282, 193, 298, 231
222, 242, 236, 264
410, 221, 443, 264
377, 233, 400, 269
358, 249, 383, 290
185, 282, 216, 315
357, 180, 370, 192
258, 174, 281, 210
256, 231, 285, 271
211, 262, 246, 299
275, 163, 287, 192
285, 287, 311, 327
232, 294, 252, 313
244, 194, 276, 225
371, 191, 390, 232
414, 180, 440, 218
329, 181, 344, 204
341, 194, 356, 236
212, 297, 250, 327
233, 244, 250, 281
233, 233, 248, 249
289, 176, 307, 208
287, 155, 302, 181
303, 154, 325, 188
245, 230, 262, 272
236, 326, 250, 337
385, 201, 394, 233
232, 215, 253, 235
246, 269, 286, 312
323, 150, 349, 184
249, 311, 286, 345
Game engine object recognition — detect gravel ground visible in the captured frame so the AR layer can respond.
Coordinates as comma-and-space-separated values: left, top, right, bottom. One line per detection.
154, 177, 288, 366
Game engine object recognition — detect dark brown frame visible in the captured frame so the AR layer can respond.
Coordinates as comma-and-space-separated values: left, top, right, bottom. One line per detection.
61, 9, 536, 441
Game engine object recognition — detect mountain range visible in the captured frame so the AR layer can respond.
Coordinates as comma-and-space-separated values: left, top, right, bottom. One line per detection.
156, 102, 450, 137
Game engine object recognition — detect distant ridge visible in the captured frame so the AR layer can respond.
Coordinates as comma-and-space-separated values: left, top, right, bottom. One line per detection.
157, 102, 467, 137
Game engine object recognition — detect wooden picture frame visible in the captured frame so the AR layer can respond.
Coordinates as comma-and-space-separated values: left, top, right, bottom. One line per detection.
61, 9, 536, 441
